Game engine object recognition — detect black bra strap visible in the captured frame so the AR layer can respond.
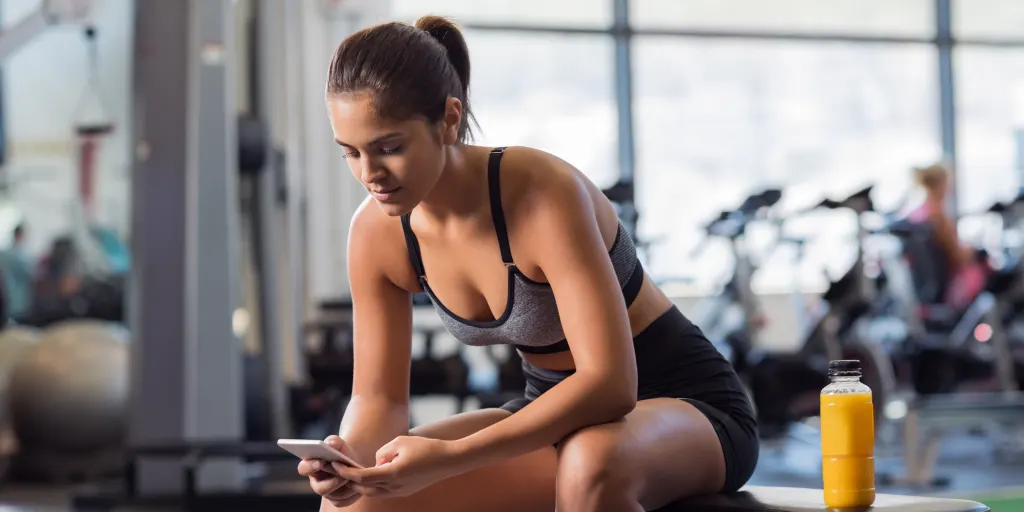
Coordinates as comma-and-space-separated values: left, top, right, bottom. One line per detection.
400, 214, 426, 279
487, 147, 514, 266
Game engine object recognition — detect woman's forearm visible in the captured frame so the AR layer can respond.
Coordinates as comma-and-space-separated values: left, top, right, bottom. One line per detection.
339, 395, 410, 466
449, 370, 635, 471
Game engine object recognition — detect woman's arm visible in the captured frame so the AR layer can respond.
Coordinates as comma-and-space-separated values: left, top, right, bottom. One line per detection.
448, 160, 638, 470
337, 203, 415, 466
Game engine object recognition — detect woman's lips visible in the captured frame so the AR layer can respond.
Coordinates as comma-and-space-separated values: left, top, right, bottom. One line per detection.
370, 186, 401, 202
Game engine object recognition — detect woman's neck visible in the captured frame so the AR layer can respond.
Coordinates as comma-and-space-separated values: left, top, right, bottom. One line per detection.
925, 190, 945, 207
416, 143, 489, 223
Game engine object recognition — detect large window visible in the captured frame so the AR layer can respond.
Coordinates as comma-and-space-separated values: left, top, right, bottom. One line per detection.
380, 0, 1024, 296
461, 31, 619, 188
954, 47, 1024, 214
390, 0, 613, 28
953, 0, 1024, 42
634, 39, 940, 292
631, 0, 935, 37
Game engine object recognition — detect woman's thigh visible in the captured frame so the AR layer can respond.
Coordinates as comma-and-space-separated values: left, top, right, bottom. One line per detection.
555, 398, 727, 511
341, 408, 556, 512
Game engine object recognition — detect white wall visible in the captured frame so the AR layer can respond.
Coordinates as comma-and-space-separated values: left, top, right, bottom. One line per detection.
1, 0, 133, 255
295, 1, 391, 302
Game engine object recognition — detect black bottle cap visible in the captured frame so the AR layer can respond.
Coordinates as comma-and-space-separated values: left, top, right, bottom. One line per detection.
828, 359, 861, 377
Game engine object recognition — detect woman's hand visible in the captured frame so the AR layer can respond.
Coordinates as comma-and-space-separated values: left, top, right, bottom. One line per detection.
333, 436, 467, 498
297, 436, 362, 508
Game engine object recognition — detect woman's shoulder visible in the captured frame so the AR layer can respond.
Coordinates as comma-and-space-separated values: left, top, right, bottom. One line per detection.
348, 197, 420, 290
493, 145, 619, 250
495, 146, 595, 212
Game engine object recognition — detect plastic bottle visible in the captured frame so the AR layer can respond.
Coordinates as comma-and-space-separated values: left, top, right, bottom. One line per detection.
820, 359, 876, 509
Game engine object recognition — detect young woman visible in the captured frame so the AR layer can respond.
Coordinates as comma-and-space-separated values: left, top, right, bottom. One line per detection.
905, 163, 989, 309
297, 16, 758, 512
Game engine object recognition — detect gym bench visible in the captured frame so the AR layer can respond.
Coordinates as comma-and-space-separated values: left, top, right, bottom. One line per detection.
884, 391, 1024, 488
662, 485, 989, 511
74, 447, 991, 512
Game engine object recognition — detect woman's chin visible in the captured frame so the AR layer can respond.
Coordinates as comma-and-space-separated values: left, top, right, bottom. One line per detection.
375, 199, 413, 217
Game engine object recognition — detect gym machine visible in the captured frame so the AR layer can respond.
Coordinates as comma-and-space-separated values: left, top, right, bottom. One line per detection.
880, 191, 1024, 488
680, 188, 897, 439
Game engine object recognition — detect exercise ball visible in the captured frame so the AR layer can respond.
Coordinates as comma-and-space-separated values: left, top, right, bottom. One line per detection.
0, 326, 41, 456
0, 326, 42, 393
8, 320, 129, 454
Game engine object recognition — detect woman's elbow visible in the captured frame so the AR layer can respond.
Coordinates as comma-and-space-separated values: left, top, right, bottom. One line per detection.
594, 373, 638, 419
610, 391, 638, 418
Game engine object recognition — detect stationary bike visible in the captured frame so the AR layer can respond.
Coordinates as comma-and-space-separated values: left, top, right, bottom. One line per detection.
747, 186, 899, 438
685, 188, 894, 439
887, 209, 1024, 396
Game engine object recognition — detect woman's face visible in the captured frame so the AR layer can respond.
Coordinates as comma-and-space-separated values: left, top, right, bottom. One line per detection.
326, 93, 461, 216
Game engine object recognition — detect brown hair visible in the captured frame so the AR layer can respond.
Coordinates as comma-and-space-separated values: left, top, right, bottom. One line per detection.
326, 16, 476, 142
912, 162, 950, 191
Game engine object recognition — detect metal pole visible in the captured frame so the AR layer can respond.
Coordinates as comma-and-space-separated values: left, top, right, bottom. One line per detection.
936, 0, 958, 217
130, 0, 245, 494
613, 0, 638, 236
254, 0, 290, 441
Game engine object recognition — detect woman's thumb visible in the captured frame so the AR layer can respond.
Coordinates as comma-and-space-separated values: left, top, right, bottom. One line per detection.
324, 435, 347, 450
375, 440, 399, 466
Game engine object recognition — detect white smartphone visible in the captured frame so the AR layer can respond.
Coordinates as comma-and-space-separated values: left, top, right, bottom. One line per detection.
277, 439, 365, 469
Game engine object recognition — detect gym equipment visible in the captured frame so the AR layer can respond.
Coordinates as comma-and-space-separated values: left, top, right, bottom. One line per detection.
72, 441, 321, 512
668, 485, 989, 511
73, 479, 991, 512
683, 188, 783, 367
74, 24, 115, 224
21, 273, 126, 328
877, 201, 1024, 488
684, 187, 896, 439
8, 320, 129, 480
886, 391, 1024, 488
238, 114, 268, 175
409, 326, 472, 414
888, 218, 1021, 395
300, 299, 355, 440
0, 326, 41, 460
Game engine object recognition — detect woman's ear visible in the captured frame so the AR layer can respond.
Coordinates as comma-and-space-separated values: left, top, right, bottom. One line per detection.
441, 97, 463, 145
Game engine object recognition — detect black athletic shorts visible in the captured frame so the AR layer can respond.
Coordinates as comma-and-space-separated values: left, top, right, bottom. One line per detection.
500, 305, 759, 493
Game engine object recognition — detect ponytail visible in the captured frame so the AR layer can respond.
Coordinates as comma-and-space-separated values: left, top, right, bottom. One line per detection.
415, 16, 475, 141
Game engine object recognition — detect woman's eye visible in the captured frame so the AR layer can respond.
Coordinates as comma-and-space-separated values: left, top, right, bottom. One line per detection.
342, 151, 359, 159
380, 145, 402, 155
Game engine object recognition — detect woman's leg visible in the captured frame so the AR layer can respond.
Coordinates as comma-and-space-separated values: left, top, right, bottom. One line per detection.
555, 398, 730, 512
341, 408, 557, 512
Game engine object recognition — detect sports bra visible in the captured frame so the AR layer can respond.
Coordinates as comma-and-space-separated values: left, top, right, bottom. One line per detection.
400, 147, 645, 354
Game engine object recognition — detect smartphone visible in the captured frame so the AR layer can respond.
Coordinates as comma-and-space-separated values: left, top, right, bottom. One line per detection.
277, 439, 365, 469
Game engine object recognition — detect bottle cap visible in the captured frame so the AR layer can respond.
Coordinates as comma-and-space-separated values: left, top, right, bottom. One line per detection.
828, 359, 861, 377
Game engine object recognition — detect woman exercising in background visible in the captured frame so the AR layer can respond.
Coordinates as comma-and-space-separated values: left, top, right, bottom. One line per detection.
297, 16, 758, 512
906, 163, 990, 309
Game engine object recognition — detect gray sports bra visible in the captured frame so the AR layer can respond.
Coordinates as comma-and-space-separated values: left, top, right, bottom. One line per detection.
401, 147, 645, 354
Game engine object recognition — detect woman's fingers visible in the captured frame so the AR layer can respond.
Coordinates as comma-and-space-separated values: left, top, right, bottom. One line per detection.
309, 475, 348, 496
298, 459, 325, 477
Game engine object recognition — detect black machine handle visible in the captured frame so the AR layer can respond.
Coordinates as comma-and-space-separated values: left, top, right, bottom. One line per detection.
809, 185, 875, 215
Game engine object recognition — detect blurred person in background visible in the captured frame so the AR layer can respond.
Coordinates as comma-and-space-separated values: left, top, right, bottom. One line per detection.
905, 163, 990, 309
0, 224, 34, 322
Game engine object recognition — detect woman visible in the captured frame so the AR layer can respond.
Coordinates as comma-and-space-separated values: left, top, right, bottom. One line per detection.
906, 163, 989, 309
297, 16, 758, 512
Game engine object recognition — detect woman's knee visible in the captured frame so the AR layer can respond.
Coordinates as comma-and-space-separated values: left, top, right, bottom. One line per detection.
555, 425, 639, 509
